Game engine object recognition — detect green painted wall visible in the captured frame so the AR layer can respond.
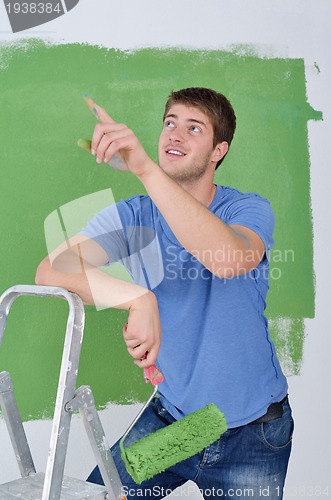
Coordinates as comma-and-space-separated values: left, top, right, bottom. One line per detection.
0, 41, 321, 420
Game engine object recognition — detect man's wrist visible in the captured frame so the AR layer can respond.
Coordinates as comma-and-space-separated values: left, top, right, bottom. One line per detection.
135, 158, 160, 184
128, 289, 157, 311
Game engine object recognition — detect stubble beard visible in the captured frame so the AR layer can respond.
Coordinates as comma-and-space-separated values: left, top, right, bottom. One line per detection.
159, 150, 214, 187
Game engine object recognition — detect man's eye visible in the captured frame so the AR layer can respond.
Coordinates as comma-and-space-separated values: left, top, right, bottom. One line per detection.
191, 126, 201, 133
165, 121, 175, 128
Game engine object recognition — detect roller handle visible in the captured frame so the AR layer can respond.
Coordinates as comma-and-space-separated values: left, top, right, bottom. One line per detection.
120, 354, 163, 445
143, 364, 164, 385
141, 350, 164, 385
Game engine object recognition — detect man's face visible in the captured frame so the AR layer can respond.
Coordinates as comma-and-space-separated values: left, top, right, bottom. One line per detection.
158, 104, 219, 185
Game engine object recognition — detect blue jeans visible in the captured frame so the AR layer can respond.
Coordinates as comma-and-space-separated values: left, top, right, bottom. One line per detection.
87, 396, 294, 499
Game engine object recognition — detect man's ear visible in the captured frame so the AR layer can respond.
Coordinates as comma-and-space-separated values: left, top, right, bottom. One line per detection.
212, 141, 229, 163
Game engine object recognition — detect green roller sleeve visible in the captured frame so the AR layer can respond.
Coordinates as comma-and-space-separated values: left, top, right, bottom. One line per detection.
120, 403, 227, 484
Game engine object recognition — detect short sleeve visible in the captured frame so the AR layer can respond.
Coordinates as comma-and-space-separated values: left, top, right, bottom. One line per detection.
80, 201, 133, 264
220, 193, 275, 258
80, 197, 164, 289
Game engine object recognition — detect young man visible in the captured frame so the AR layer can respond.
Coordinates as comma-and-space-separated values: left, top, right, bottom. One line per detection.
36, 88, 293, 499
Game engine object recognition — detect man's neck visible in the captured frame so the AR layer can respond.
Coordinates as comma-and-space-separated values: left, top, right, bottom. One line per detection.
177, 173, 217, 207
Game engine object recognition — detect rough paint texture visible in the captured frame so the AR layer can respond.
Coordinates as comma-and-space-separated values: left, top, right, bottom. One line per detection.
120, 404, 227, 484
0, 40, 321, 420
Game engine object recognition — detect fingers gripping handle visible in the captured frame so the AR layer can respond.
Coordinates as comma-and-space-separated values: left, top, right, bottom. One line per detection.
80, 94, 128, 171
123, 322, 164, 386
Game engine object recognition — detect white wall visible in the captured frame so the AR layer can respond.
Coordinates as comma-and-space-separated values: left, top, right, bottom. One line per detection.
1, 1, 330, 497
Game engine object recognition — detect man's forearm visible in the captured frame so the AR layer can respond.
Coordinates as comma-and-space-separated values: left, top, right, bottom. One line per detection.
35, 255, 151, 310
35, 253, 161, 367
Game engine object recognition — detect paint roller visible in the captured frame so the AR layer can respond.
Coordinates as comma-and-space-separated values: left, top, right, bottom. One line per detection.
120, 363, 228, 484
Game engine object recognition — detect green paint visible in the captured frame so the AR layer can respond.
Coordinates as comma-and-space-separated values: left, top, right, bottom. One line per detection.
0, 41, 321, 420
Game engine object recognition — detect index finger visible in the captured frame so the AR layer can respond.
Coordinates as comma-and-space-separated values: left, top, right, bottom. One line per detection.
83, 95, 115, 124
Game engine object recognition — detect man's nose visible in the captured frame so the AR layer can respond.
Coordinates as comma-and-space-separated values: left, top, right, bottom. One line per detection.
169, 127, 184, 142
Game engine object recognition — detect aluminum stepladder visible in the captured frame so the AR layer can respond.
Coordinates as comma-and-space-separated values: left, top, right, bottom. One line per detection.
0, 285, 125, 500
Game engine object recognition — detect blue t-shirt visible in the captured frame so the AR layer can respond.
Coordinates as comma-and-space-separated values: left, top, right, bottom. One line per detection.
81, 185, 288, 428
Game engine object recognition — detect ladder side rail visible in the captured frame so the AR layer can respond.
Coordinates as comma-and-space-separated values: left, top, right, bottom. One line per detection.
67, 385, 124, 500
0, 371, 36, 478
42, 291, 85, 500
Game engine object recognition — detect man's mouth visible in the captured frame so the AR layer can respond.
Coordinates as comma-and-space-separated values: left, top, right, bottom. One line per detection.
166, 149, 186, 157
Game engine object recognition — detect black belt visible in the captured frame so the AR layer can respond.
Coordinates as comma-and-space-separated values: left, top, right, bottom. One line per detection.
249, 395, 288, 425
